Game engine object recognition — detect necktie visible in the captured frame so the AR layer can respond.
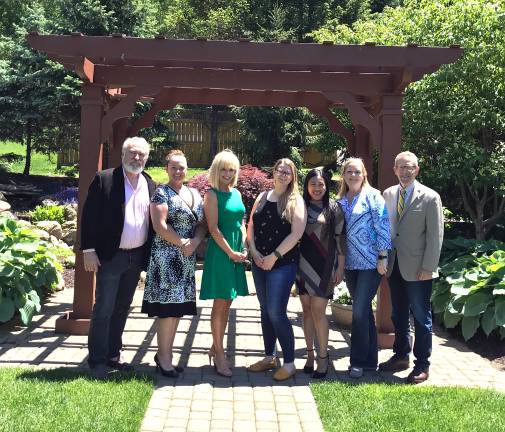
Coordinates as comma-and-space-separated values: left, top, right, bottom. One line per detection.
397, 187, 406, 218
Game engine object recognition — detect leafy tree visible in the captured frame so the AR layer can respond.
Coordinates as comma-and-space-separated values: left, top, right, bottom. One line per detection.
0, 4, 71, 175
312, 0, 505, 239
233, 106, 311, 166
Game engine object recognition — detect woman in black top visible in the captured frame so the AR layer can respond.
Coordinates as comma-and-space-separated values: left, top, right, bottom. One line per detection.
246, 158, 307, 381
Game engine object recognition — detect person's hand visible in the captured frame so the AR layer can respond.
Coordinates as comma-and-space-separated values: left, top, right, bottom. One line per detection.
376, 259, 388, 276
417, 270, 432, 281
83, 251, 100, 272
335, 265, 345, 285
261, 253, 277, 271
181, 238, 198, 257
179, 238, 190, 248
228, 251, 247, 263
251, 250, 264, 267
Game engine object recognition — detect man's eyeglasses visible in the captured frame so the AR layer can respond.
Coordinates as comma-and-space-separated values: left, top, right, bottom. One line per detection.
397, 165, 417, 172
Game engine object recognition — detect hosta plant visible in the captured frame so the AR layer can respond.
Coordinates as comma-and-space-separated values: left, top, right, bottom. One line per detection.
431, 237, 505, 341
0, 217, 63, 325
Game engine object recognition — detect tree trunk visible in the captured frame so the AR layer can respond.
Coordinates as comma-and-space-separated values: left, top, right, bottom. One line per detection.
23, 121, 32, 176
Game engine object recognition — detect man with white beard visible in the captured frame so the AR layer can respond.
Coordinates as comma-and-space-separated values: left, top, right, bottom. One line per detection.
81, 137, 156, 379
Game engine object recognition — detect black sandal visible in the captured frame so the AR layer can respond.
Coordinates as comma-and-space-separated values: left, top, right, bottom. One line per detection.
303, 348, 315, 374
312, 353, 329, 379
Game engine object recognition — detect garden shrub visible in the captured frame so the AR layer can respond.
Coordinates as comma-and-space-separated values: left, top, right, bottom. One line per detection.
55, 164, 79, 178
0, 217, 63, 325
30, 203, 66, 225
187, 164, 273, 220
431, 237, 505, 341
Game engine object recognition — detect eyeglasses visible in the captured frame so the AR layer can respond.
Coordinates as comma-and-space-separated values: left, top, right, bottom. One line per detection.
275, 168, 292, 177
345, 170, 362, 176
128, 151, 148, 159
396, 165, 417, 172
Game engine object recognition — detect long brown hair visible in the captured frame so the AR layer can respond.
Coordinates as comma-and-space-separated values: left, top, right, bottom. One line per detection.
273, 158, 300, 223
337, 157, 370, 198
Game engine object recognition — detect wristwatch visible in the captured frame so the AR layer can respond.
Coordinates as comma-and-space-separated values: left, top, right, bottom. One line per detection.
273, 249, 283, 259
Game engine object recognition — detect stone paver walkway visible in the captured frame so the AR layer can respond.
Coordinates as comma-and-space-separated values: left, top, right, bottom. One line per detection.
1, 270, 503, 432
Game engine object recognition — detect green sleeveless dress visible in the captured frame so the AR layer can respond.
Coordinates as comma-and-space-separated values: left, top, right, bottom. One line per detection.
200, 188, 249, 300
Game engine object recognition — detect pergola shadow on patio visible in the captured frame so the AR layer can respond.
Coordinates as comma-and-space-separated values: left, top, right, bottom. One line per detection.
27, 33, 462, 343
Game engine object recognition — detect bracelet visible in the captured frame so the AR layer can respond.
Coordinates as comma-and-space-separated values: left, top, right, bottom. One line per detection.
273, 249, 283, 259
378, 255, 388, 260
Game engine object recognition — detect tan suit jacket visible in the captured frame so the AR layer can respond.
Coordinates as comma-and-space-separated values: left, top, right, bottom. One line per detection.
383, 181, 443, 281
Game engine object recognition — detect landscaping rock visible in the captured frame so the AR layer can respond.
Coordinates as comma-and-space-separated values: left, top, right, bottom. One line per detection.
62, 220, 77, 230
41, 199, 59, 207
16, 220, 32, 228
0, 192, 6, 201
35, 220, 63, 239
63, 205, 77, 221
1, 211, 16, 219
61, 228, 76, 246
32, 228, 50, 240
0, 200, 11, 212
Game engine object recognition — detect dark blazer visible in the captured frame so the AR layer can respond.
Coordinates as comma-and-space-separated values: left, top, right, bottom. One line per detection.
80, 166, 156, 269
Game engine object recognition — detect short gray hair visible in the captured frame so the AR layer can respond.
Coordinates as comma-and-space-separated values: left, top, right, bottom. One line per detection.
395, 151, 418, 166
122, 137, 150, 155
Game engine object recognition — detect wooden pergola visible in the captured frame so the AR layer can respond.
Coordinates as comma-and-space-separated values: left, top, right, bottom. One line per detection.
28, 33, 462, 346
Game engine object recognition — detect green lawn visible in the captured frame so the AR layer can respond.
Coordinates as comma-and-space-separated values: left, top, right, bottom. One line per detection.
312, 381, 505, 432
0, 141, 59, 176
145, 166, 205, 184
0, 367, 153, 432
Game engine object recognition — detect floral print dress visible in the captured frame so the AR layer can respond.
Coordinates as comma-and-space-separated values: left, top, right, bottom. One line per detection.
142, 184, 204, 318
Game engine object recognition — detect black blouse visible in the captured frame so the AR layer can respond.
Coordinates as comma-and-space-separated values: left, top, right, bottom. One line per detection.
253, 199, 299, 269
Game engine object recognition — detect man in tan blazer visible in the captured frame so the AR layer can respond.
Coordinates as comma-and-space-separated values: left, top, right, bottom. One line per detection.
380, 151, 443, 384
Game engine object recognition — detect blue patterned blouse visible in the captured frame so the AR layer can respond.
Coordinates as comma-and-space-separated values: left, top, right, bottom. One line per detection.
338, 187, 392, 270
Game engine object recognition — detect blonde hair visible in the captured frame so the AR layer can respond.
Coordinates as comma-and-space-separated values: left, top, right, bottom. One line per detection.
337, 157, 370, 198
165, 149, 186, 163
208, 149, 240, 189
273, 158, 300, 223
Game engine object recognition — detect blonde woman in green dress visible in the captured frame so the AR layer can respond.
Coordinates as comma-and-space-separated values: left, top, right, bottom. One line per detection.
200, 150, 249, 377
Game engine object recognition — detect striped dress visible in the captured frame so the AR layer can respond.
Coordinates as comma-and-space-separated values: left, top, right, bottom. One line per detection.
296, 200, 346, 299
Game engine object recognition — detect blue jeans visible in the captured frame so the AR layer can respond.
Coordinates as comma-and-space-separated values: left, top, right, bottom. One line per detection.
345, 269, 382, 369
252, 263, 297, 363
88, 248, 144, 367
388, 261, 433, 370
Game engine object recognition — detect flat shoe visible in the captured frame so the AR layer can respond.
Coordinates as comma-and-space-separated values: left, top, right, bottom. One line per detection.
349, 366, 363, 379
248, 357, 280, 372
273, 367, 296, 381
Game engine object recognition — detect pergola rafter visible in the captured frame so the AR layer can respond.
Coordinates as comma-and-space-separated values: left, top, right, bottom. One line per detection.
27, 33, 462, 345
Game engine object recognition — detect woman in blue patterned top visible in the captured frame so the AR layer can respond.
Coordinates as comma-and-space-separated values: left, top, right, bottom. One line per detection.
337, 157, 391, 378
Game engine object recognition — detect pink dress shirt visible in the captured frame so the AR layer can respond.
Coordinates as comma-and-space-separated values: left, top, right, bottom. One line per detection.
119, 169, 150, 249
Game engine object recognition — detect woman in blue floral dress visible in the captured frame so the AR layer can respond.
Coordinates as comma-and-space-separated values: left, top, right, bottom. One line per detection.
142, 150, 206, 377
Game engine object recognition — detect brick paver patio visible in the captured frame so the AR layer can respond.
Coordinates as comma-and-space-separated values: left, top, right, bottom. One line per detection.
0, 270, 503, 432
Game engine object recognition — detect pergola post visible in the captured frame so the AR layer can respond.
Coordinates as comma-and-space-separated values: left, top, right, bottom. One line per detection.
109, 117, 128, 168
355, 125, 373, 179
376, 94, 404, 348
55, 83, 105, 334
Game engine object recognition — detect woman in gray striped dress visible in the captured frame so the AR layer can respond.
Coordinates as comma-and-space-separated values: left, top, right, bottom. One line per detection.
296, 168, 346, 379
